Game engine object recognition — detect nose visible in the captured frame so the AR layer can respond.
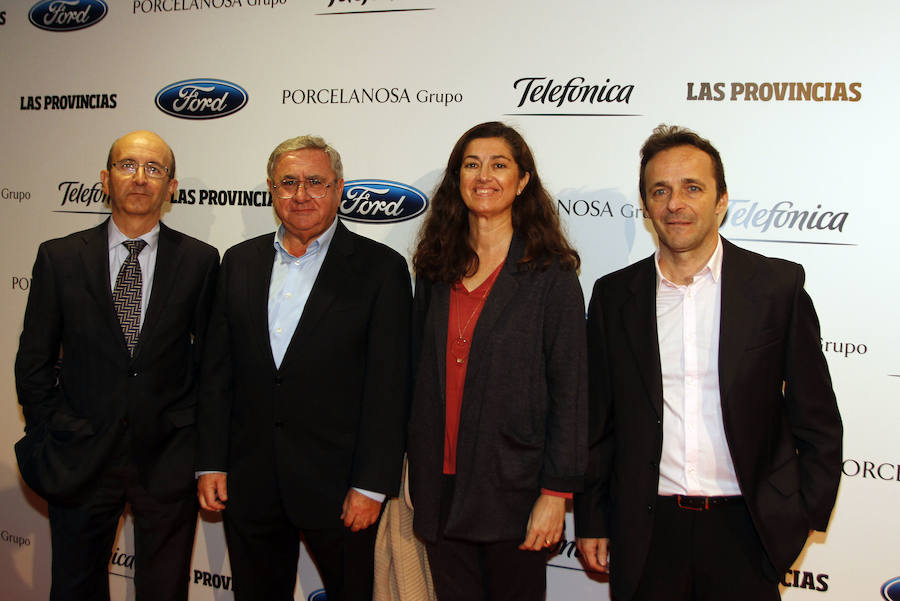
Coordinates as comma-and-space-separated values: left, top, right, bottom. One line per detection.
666, 189, 686, 212
133, 164, 148, 184
291, 183, 312, 201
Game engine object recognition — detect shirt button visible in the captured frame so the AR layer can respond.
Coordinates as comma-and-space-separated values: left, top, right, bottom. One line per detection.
285, 292, 292, 298
276, 328, 282, 333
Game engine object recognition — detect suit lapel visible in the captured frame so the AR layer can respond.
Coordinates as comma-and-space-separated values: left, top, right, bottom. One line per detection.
247, 234, 278, 371
278, 221, 354, 371
430, 282, 450, 402
718, 239, 759, 405
133, 222, 180, 360
79, 220, 129, 355
622, 256, 664, 418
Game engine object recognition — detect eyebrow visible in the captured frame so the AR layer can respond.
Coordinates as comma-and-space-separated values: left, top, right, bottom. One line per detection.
464, 154, 513, 161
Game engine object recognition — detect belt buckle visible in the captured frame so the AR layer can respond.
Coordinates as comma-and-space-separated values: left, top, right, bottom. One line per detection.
676, 495, 708, 511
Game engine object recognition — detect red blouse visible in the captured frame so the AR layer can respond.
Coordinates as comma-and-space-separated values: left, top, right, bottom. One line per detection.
443, 264, 503, 474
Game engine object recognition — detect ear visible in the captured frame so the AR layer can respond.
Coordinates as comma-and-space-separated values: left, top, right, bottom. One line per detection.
517, 171, 531, 196
166, 177, 178, 202
100, 170, 110, 196
715, 191, 728, 215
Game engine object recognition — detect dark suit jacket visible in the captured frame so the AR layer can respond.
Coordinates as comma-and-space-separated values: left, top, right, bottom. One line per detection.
574, 238, 842, 600
196, 220, 411, 528
15, 219, 220, 503
408, 236, 588, 543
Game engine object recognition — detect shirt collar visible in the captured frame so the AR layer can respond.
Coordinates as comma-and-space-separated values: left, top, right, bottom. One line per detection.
273, 217, 339, 262
654, 235, 723, 288
107, 218, 160, 252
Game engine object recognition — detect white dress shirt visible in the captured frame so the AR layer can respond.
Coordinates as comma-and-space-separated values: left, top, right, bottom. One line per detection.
655, 237, 741, 497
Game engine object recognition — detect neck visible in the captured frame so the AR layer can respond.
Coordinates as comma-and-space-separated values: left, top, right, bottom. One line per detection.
111, 213, 159, 239
468, 213, 513, 258
657, 238, 718, 285
282, 217, 335, 258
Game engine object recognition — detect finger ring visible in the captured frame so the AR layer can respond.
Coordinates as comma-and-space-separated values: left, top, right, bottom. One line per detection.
545, 539, 551, 545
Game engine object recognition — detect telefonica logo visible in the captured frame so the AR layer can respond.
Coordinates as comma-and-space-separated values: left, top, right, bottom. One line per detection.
29, 0, 108, 31
339, 180, 428, 223
155, 79, 248, 120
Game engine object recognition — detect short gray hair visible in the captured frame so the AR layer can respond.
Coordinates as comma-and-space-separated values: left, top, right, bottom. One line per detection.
266, 135, 343, 181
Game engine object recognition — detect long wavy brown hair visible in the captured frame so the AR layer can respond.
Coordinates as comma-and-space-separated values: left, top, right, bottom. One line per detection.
413, 122, 579, 283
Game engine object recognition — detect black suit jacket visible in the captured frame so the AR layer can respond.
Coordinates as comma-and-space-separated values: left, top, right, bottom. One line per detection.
15, 219, 220, 503
408, 236, 588, 543
574, 238, 842, 600
196, 221, 411, 528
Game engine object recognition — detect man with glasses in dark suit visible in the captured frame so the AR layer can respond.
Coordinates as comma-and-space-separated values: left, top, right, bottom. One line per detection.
15, 130, 219, 601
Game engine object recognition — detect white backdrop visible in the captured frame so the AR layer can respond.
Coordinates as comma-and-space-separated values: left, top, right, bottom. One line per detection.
1, 1, 898, 600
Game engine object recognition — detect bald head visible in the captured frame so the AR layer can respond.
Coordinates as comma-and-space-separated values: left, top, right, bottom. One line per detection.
107, 130, 176, 178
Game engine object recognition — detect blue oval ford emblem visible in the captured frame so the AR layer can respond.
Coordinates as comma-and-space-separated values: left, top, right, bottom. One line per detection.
883, 577, 900, 601
307, 589, 328, 601
29, 0, 108, 31
155, 79, 248, 120
340, 180, 428, 224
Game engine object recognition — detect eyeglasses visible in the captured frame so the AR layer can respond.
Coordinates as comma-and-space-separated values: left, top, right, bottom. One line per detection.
111, 160, 171, 180
272, 177, 333, 199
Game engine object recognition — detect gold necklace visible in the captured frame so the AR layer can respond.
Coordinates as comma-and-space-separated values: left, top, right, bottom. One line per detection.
451, 281, 493, 366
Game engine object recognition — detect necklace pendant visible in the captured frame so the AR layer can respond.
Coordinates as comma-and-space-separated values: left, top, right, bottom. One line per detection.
455, 357, 464, 365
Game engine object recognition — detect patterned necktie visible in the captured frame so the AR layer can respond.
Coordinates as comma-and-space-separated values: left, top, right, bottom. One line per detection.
113, 239, 147, 356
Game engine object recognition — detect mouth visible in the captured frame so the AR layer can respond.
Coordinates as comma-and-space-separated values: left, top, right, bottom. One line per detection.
473, 186, 499, 196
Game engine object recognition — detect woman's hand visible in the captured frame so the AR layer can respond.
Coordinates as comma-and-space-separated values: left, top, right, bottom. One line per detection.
519, 493, 566, 551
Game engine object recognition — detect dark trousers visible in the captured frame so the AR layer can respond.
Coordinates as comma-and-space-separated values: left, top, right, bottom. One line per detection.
425, 476, 549, 601
629, 496, 781, 601
48, 459, 197, 601
223, 504, 378, 601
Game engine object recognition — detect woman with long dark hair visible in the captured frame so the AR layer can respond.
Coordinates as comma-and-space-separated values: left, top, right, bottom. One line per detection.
407, 122, 588, 601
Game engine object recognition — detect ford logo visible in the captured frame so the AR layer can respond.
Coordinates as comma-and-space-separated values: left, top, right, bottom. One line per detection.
883, 577, 900, 601
155, 79, 248, 120
29, 0, 108, 31
340, 180, 428, 224
307, 590, 327, 601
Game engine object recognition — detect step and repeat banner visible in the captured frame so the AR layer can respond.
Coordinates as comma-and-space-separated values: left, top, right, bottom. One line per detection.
1, 1, 898, 600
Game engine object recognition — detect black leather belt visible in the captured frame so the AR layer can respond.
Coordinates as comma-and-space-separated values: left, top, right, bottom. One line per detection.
664, 494, 743, 511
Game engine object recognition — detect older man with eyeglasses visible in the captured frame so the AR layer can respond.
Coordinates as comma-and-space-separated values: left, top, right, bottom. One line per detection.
14, 130, 220, 601
196, 135, 411, 601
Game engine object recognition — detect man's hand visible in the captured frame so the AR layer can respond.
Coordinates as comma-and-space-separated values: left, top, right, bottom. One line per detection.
519, 494, 566, 551
577, 537, 610, 573
340, 489, 382, 532
198, 473, 228, 512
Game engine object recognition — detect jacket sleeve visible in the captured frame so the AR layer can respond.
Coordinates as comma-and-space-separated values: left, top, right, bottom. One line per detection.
349, 251, 413, 496
783, 264, 842, 531
539, 267, 588, 493
195, 248, 234, 472
15, 243, 64, 431
574, 277, 614, 538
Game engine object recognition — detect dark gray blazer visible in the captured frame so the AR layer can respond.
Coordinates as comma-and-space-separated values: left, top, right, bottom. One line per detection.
408, 235, 588, 543
574, 238, 842, 601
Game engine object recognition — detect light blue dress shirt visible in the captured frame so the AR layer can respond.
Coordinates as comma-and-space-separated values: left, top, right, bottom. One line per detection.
268, 219, 338, 368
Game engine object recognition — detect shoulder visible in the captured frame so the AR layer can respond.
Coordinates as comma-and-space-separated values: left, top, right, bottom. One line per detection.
38, 222, 106, 253
221, 232, 274, 262
722, 238, 804, 288
594, 255, 654, 297
337, 222, 407, 269
160, 223, 219, 262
